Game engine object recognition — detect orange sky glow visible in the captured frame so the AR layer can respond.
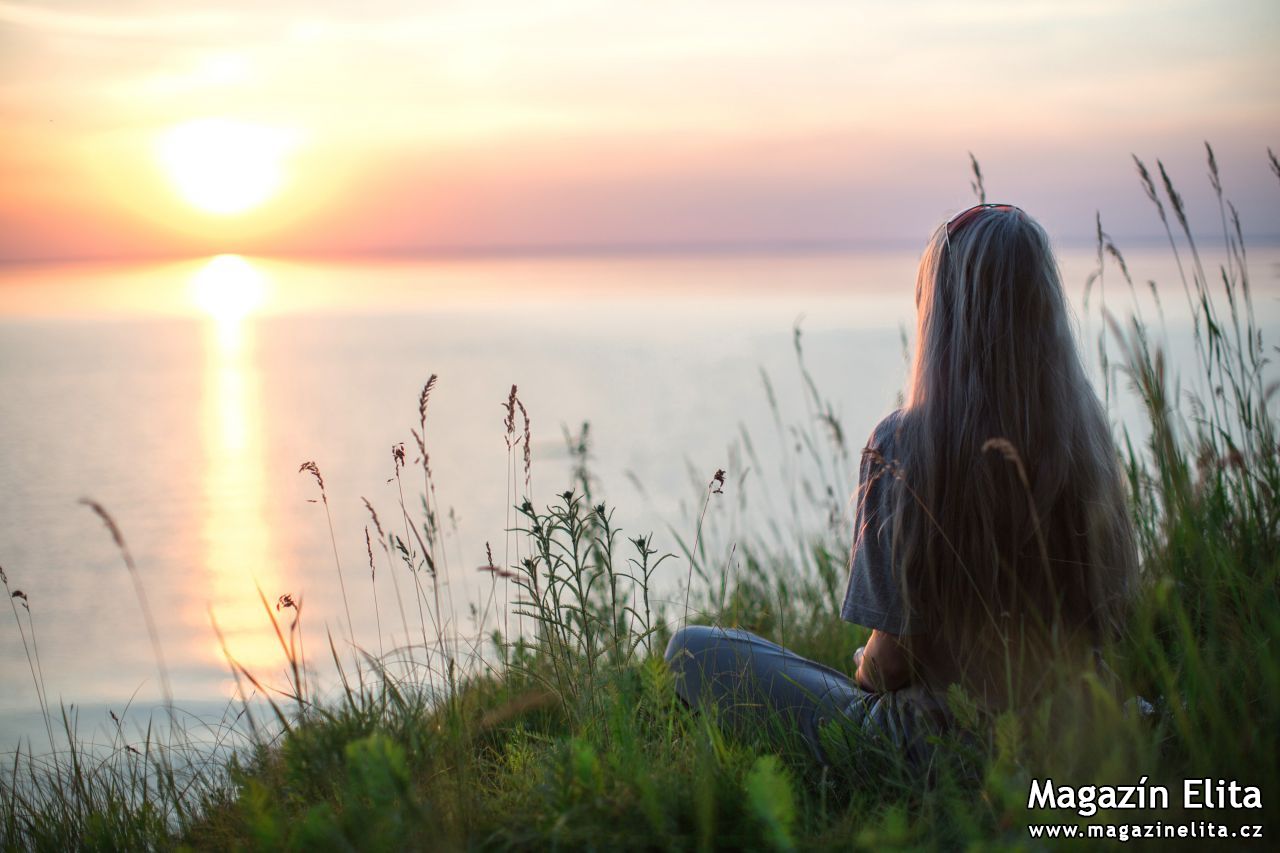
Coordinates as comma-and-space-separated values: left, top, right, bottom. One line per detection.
1, 0, 1277, 262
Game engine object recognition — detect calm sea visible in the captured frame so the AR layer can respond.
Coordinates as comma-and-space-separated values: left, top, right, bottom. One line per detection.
1, 247, 1276, 749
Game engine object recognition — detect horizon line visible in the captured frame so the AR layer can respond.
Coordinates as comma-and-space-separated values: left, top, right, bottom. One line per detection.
3, 232, 1279, 268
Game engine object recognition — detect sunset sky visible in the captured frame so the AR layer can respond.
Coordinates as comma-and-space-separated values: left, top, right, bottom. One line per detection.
1, 0, 1277, 262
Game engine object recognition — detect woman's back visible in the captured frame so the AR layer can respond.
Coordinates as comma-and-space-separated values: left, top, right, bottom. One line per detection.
844, 205, 1136, 708
667, 204, 1137, 770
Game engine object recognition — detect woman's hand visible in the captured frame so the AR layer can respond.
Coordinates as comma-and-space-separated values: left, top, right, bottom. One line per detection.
854, 630, 912, 693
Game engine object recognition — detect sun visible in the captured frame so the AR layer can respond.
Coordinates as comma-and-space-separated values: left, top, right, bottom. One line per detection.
158, 119, 295, 215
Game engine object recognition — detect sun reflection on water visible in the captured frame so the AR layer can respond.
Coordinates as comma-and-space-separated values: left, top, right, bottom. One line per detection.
194, 254, 285, 678
191, 254, 268, 351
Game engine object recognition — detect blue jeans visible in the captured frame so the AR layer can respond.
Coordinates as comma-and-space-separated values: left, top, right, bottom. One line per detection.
664, 625, 940, 765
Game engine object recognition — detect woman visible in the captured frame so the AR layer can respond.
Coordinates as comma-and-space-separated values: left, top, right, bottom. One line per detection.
665, 204, 1136, 764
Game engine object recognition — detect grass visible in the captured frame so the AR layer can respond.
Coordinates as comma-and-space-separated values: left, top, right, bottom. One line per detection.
2, 146, 1278, 850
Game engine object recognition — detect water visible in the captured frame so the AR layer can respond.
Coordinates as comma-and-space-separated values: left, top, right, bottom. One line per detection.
1, 247, 1276, 749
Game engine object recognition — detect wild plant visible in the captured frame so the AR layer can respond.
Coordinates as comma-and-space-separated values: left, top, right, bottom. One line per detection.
508, 491, 673, 720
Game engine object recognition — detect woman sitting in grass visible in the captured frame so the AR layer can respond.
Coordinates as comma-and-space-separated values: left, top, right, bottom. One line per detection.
665, 203, 1137, 764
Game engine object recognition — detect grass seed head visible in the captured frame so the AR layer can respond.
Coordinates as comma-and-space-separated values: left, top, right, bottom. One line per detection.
298, 461, 325, 495
418, 374, 438, 430
361, 497, 386, 538
517, 397, 532, 488
503, 384, 518, 447
80, 498, 127, 551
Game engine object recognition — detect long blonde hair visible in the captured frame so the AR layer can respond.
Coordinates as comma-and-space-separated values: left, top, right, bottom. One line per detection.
888, 206, 1135, 665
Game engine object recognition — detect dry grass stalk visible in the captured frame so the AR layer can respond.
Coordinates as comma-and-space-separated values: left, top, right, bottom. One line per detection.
418, 374, 438, 432
683, 470, 726, 625
503, 385, 517, 449
297, 462, 355, 645
981, 438, 1052, 572
475, 689, 557, 733
80, 498, 174, 721
364, 495, 413, 672
1, 564, 55, 752
416, 376, 452, 681
518, 398, 532, 494
366, 526, 385, 659
968, 151, 985, 204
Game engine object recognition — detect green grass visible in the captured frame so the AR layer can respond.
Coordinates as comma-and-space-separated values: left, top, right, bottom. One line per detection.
2, 147, 1278, 850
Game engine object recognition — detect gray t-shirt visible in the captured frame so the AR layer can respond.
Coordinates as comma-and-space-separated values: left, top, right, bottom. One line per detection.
840, 410, 926, 635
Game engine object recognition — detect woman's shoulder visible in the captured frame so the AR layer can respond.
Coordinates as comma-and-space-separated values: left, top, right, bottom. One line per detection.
865, 409, 907, 454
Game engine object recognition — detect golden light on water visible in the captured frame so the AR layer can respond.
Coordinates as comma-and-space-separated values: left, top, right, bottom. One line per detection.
158, 119, 296, 216
191, 254, 269, 350
195, 255, 286, 674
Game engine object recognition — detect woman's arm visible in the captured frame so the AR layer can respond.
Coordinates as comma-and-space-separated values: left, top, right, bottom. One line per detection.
854, 629, 912, 692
